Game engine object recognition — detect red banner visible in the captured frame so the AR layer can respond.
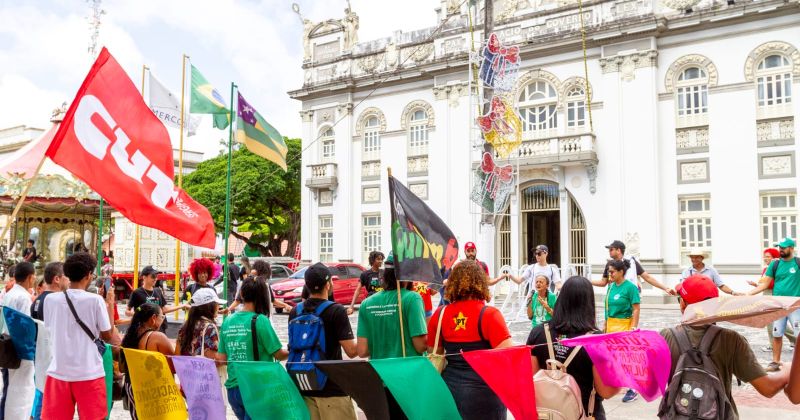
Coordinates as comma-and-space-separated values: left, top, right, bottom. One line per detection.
47, 48, 215, 248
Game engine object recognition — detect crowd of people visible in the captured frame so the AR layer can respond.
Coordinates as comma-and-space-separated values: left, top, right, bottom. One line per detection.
2, 236, 800, 419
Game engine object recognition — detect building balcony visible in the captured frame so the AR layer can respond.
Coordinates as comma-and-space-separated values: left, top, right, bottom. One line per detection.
306, 162, 338, 191
504, 133, 598, 168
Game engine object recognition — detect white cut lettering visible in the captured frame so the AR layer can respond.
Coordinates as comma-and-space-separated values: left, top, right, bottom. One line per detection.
110, 128, 150, 182
73, 95, 113, 160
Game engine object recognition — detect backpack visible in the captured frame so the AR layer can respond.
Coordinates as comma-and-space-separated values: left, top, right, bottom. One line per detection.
657, 325, 735, 420
766, 257, 800, 289
534, 323, 595, 420
287, 300, 334, 391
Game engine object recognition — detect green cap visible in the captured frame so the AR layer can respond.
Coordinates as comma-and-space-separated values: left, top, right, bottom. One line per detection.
775, 237, 796, 248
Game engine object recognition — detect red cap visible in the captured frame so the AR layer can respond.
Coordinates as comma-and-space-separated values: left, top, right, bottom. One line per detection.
103, 257, 110, 263
676, 274, 718, 305
464, 242, 477, 251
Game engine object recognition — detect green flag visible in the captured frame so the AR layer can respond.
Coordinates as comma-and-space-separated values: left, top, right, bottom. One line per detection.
190, 64, 230, 129
103, 344, 113, 420
370, 357, 461, 420
236, 91, 288, 170
234, 362, 310, 420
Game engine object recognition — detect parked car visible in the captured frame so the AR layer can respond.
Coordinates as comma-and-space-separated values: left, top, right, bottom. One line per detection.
271, 262, 366, 313
268, 264, 294, 285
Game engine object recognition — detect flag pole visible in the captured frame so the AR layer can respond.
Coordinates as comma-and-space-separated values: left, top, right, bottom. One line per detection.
96, 198, 103, 276
0, 156, 48, 249
222, 82, 236, 315
174, 54, 188, 319
133, 64, 148, 291
387, 167, 406, 357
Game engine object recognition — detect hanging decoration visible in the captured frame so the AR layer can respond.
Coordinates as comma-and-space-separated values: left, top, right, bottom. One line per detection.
479, 33, 520, 92
470, 152, 515, 214
476, 96, 522, 158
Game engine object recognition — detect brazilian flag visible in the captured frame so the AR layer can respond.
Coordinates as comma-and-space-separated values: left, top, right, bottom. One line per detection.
189, 64, 230, 129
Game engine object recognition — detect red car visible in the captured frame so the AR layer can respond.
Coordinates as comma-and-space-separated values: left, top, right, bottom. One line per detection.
272, 262, 367, 313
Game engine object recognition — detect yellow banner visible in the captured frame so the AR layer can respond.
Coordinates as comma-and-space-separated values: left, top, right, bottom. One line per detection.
123, 348, 188, 420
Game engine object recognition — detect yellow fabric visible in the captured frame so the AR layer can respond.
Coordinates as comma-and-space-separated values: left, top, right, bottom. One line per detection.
605, 317, 633, 333
303, 396, 357, 420
123, 348, 188, 420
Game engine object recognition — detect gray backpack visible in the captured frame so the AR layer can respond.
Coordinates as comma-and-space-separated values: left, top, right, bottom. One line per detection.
658, 326, 734, 420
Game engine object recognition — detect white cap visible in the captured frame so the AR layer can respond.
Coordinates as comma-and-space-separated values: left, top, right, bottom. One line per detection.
190, 288, 226, 307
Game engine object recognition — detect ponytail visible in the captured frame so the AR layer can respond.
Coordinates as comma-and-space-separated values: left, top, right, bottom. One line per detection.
122, 303, 161, 349
608, 258, 631, 273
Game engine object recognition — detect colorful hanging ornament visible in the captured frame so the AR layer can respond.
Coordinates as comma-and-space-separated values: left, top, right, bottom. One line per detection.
470, 152, 515, 214
479, 33, 520, 92
476, 96, 522, 158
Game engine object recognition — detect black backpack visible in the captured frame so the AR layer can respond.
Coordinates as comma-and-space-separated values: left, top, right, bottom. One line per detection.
658, 326, 734, 420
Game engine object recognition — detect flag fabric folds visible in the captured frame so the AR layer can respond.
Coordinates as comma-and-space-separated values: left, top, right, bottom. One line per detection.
388, 175, 459, 285
2, 306, 36, 360
46, 48, 216, 248
32, 319, 51, 393
123, 348, 188, 420
103, 343, 114, 419
149, 72, 200, 136
561, 330, 671, 402
236, 91, 288, 171
462, 346, 537, 420
190, 64, 230, 129
369, 357, 460, 420
315, 360, 391, 420
172, 356, 227, 420
234, 361, 310, 420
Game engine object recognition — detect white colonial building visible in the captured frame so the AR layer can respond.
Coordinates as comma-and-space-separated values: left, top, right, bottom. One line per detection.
291, 0, 800, 290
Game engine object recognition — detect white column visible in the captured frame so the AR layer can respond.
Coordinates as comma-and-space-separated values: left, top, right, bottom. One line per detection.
509, 194, 520, 270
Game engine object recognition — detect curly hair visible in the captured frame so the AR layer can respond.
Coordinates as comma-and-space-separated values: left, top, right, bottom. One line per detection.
445, 260, 491, 302
63, 252, 97, 282
189, 258, 214, 281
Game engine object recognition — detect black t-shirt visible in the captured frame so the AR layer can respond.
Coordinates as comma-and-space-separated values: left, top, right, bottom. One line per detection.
23, 246, 37, 262
359, 269, 384, 296
227, 264, 239, 300
128, 287, 168, 331
288, 297, 354, 397
30, 290, 54, 321
181, 282, 214, 303
601, 258, 645, 280
527, 324, 606, 420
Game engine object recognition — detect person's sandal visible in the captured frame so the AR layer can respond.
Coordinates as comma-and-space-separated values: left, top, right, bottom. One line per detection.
766, 362, 782, 372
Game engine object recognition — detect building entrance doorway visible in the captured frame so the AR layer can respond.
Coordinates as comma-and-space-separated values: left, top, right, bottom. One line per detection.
524, 211, 560, 266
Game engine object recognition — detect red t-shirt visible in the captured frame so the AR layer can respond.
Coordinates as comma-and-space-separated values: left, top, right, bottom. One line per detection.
426, 300, 510, 348
414, 282, 434, 312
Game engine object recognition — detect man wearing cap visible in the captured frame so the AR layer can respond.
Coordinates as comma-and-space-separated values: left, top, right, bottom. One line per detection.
125, 265, 187, 331
661, 274, 789, 416
680, 249, 740, 296
463, 242, 489, 275
500, 245, 562, 293
289, 263, 357, 419
749, 237, 800, 371
591, 240, 675, 295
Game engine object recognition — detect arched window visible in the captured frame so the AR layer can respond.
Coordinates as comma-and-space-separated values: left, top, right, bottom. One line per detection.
363, 116, 381, 160
565, 86, 586, 128
518, 81, 558, 135
757, 54, 792, 107
676, 67, 708, 116
320, 127, 335, 161
408, 109, 428, 156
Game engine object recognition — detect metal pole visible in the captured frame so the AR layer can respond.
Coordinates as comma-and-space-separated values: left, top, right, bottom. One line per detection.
96, 199, 103, 276
222, 82, 236, 314
133, 64, 148, 290
174, 54, 188, 318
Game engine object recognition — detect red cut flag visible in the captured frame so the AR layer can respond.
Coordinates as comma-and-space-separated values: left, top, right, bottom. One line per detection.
462, 345, 538, 420
46, 48, 215, 248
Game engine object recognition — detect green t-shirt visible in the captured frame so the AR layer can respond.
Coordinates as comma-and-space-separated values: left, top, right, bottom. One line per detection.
605, 280, 640, 319
767, 258, 800, 297
530, 292, 557, 328
219, 311, 283, 388
356, 288, 428, 359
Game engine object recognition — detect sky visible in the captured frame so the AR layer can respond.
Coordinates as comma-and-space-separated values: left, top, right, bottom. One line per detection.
0, 0, 438, 159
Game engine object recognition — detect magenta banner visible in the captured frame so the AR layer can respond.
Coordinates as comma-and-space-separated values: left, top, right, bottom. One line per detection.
560, 329, 670, 402
172, 356, 227, 420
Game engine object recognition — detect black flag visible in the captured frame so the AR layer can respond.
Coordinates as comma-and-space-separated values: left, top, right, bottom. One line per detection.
315, 360, 391, 420
388, 175, 458, 285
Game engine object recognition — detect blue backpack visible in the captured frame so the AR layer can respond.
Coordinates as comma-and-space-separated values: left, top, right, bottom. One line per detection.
287, 300, 334, 391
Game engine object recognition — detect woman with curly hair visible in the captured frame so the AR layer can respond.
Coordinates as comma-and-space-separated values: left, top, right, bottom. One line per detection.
181, 258, 216, 303
427, 260, 513, 420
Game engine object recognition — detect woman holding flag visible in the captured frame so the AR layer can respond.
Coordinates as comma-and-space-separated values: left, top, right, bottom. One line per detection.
427, 260, 513, 420
603, 258, 641, 403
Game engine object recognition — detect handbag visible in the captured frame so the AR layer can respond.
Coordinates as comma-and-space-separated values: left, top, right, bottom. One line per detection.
0, 332, 21, 369
200, 321, 228, 382
427, 307, 447, 373
64, 290, 106, 356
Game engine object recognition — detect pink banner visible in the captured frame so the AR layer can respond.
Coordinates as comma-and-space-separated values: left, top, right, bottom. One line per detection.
560, 330, 670, 402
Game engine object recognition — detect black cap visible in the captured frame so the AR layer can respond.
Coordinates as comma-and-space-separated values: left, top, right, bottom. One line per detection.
534, 245, 549, 253
304, 262, 331, 293
141, 265, 160, 277
605, 240, 626, 251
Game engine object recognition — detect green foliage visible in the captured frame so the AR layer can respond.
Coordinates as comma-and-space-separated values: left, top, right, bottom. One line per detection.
183, 138, 301, 255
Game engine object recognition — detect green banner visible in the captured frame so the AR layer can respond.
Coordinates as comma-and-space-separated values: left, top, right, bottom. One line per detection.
234, 362, 310, 420
370, 357, 461, 420
103, 344, 113, 420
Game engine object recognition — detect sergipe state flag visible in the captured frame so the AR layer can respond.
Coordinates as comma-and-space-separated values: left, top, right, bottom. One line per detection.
46, 48, 216, 248
236, 91, 288, 171
389, 175, 459, 285
190, 64, 230, 129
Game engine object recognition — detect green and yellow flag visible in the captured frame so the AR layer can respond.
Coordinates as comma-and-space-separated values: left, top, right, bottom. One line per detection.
190, 64, 230, 129
236, 91, 288, 171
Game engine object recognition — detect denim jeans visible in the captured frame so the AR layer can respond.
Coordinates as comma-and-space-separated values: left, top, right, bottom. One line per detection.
227, 387, 251, 420
773, 308, 800, 338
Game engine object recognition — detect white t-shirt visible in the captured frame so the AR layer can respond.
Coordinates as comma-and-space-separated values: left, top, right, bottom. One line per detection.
522, 263, 562, 292
43, 289, 111, 381
2, 284, 32, 315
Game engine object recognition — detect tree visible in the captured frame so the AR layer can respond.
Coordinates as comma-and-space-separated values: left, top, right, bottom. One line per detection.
183, 138, 301, 256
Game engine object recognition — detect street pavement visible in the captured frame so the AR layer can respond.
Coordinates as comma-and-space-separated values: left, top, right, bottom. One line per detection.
101, 293, 798, 418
